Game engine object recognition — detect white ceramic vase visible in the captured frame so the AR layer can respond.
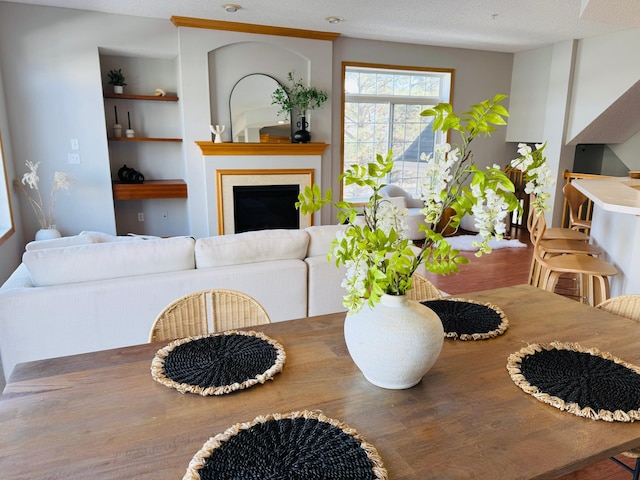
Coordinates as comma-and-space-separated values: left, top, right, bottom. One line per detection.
344, 294, 444, 389
113, 85, 123, 94
35, 226, 61, 241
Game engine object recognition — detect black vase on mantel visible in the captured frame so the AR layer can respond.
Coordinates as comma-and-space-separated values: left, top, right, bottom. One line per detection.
292, 116, 311, 143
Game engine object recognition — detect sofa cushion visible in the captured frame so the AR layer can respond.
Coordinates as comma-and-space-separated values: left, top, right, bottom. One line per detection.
25, 234, 101, 251
195, 229, 309, 268
386, 196, 408, 211
305, 225, 345, 257
23, 236, 195, 286
25, 231, 149, 251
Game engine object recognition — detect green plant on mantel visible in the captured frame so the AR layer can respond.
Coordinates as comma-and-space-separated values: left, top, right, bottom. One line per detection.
271, 71, 328, 119
107, 68, 127, 86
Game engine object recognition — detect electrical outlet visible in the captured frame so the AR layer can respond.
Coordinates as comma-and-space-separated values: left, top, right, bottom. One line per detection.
162, 212, 168, 220
68, 153, 80, 164
137, 212, 144, 222
70, 139, 79, 150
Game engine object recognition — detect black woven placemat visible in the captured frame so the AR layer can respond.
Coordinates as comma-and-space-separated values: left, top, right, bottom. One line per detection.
507, 342, 640, 422
421, 298, 508, 340
183, 410, 388, 480
151, 330, 285, 396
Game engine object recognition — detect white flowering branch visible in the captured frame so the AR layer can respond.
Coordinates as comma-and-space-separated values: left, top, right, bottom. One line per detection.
510, 142, 555, 215
297, 95, 549, 314
14, 160, 73, 229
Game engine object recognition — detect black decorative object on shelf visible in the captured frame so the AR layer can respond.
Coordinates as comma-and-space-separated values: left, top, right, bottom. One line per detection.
117, 165, 144, 184
292, 116, 311, 143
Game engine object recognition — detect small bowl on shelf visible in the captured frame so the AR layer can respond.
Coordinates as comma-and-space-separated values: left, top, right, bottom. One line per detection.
629, 171, 640, 179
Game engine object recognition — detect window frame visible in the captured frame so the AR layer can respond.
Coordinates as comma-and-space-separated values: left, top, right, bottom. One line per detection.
340, 62, 455, 202
0, 129, 15, 246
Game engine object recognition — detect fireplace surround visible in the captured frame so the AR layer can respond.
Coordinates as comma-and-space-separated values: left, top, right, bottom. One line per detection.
200, 142, 328, 236
217, 169, 313, 234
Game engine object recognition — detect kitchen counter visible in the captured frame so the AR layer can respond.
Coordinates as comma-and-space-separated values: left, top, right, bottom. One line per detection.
573, 176, 640, 215
572, 176, 639, 297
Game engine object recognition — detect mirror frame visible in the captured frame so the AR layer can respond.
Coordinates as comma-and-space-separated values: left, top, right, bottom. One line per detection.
229, 73, 290, 143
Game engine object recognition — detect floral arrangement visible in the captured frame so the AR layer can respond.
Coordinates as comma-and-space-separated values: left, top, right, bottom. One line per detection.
297, 95, 551, 313
509, 142, 555, 215
14, 160, 73, 230
271, 71, 328, 119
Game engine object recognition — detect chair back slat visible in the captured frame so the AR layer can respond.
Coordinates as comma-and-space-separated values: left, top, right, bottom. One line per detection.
149, 289, 271, 342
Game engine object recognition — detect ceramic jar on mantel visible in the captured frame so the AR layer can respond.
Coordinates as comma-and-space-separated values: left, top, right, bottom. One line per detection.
344, 294, 444, 389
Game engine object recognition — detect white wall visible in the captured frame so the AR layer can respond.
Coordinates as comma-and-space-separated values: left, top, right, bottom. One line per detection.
506, 47, 552, 143
0, 2, 178, 243
176, 27, 333, 236
0, 61, 24, 315
568, 29, 640, 144
610, 131, 640, 170
0, 61, 21, 390
507, 29, 640, 224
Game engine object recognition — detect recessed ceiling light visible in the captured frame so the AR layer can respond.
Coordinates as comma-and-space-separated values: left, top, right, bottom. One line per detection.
325, 16, 343, 24
222, 4, 241, 13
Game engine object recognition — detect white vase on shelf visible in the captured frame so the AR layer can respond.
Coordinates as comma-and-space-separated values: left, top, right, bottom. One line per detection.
35, 226, 61, 241
344, 294, 444, 389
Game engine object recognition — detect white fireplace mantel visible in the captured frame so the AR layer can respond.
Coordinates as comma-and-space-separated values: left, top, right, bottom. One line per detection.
198, 142, 329, 236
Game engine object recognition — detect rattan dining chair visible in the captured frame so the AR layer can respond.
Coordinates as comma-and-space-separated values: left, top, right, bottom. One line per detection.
149, 289, 271, 342
596, 294, 640, 480
406, 273, 443, 302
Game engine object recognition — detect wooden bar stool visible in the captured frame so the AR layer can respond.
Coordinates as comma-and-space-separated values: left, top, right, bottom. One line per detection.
563, 182, 592, 234
530, 214, 617, 306
527, 199, 590, 242
528, 215, 603, 288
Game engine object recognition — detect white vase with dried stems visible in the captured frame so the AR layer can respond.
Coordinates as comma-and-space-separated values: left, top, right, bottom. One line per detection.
14, 160, 73, 241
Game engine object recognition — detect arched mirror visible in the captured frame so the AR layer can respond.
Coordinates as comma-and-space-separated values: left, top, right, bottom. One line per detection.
229, 73, 290, 143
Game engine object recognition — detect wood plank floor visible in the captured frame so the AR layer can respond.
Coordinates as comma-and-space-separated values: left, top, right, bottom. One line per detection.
422, 226, 637, 480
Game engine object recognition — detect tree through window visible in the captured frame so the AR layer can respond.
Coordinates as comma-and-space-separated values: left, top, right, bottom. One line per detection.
342, 63, 453, 202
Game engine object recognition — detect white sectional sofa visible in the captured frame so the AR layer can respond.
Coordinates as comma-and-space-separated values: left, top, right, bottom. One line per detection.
0, 225, 347, 380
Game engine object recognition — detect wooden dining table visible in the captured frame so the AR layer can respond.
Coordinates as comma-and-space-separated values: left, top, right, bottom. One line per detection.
2, 284, 640, 479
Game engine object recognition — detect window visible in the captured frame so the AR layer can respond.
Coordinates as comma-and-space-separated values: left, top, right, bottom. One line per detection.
0, 130, 15, 245
342, 63, 453, 202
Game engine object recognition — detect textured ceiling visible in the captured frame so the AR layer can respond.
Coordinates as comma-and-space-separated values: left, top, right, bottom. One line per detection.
2, 0, 638, 53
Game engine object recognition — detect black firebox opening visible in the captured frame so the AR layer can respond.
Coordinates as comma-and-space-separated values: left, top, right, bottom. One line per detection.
233, 184, 300, 233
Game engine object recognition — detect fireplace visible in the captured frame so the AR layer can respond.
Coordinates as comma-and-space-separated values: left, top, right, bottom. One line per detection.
200, 143, 327, 236
216, 168, 314, 234
233, 184, 300, 233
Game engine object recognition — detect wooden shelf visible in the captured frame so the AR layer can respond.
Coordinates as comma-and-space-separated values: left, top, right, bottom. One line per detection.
112, 180, 187, 200
104, 93, 179, 101
196, 141, 329, 156
108, 137, 182, 142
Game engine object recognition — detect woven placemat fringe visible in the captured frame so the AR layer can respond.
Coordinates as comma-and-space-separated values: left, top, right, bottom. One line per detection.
151, 330, 285, 396
183, 410, 388, 480
508, 341, 640, 422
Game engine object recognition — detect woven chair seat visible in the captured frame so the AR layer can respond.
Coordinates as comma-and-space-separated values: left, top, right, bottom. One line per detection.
624, 448, 640, 458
